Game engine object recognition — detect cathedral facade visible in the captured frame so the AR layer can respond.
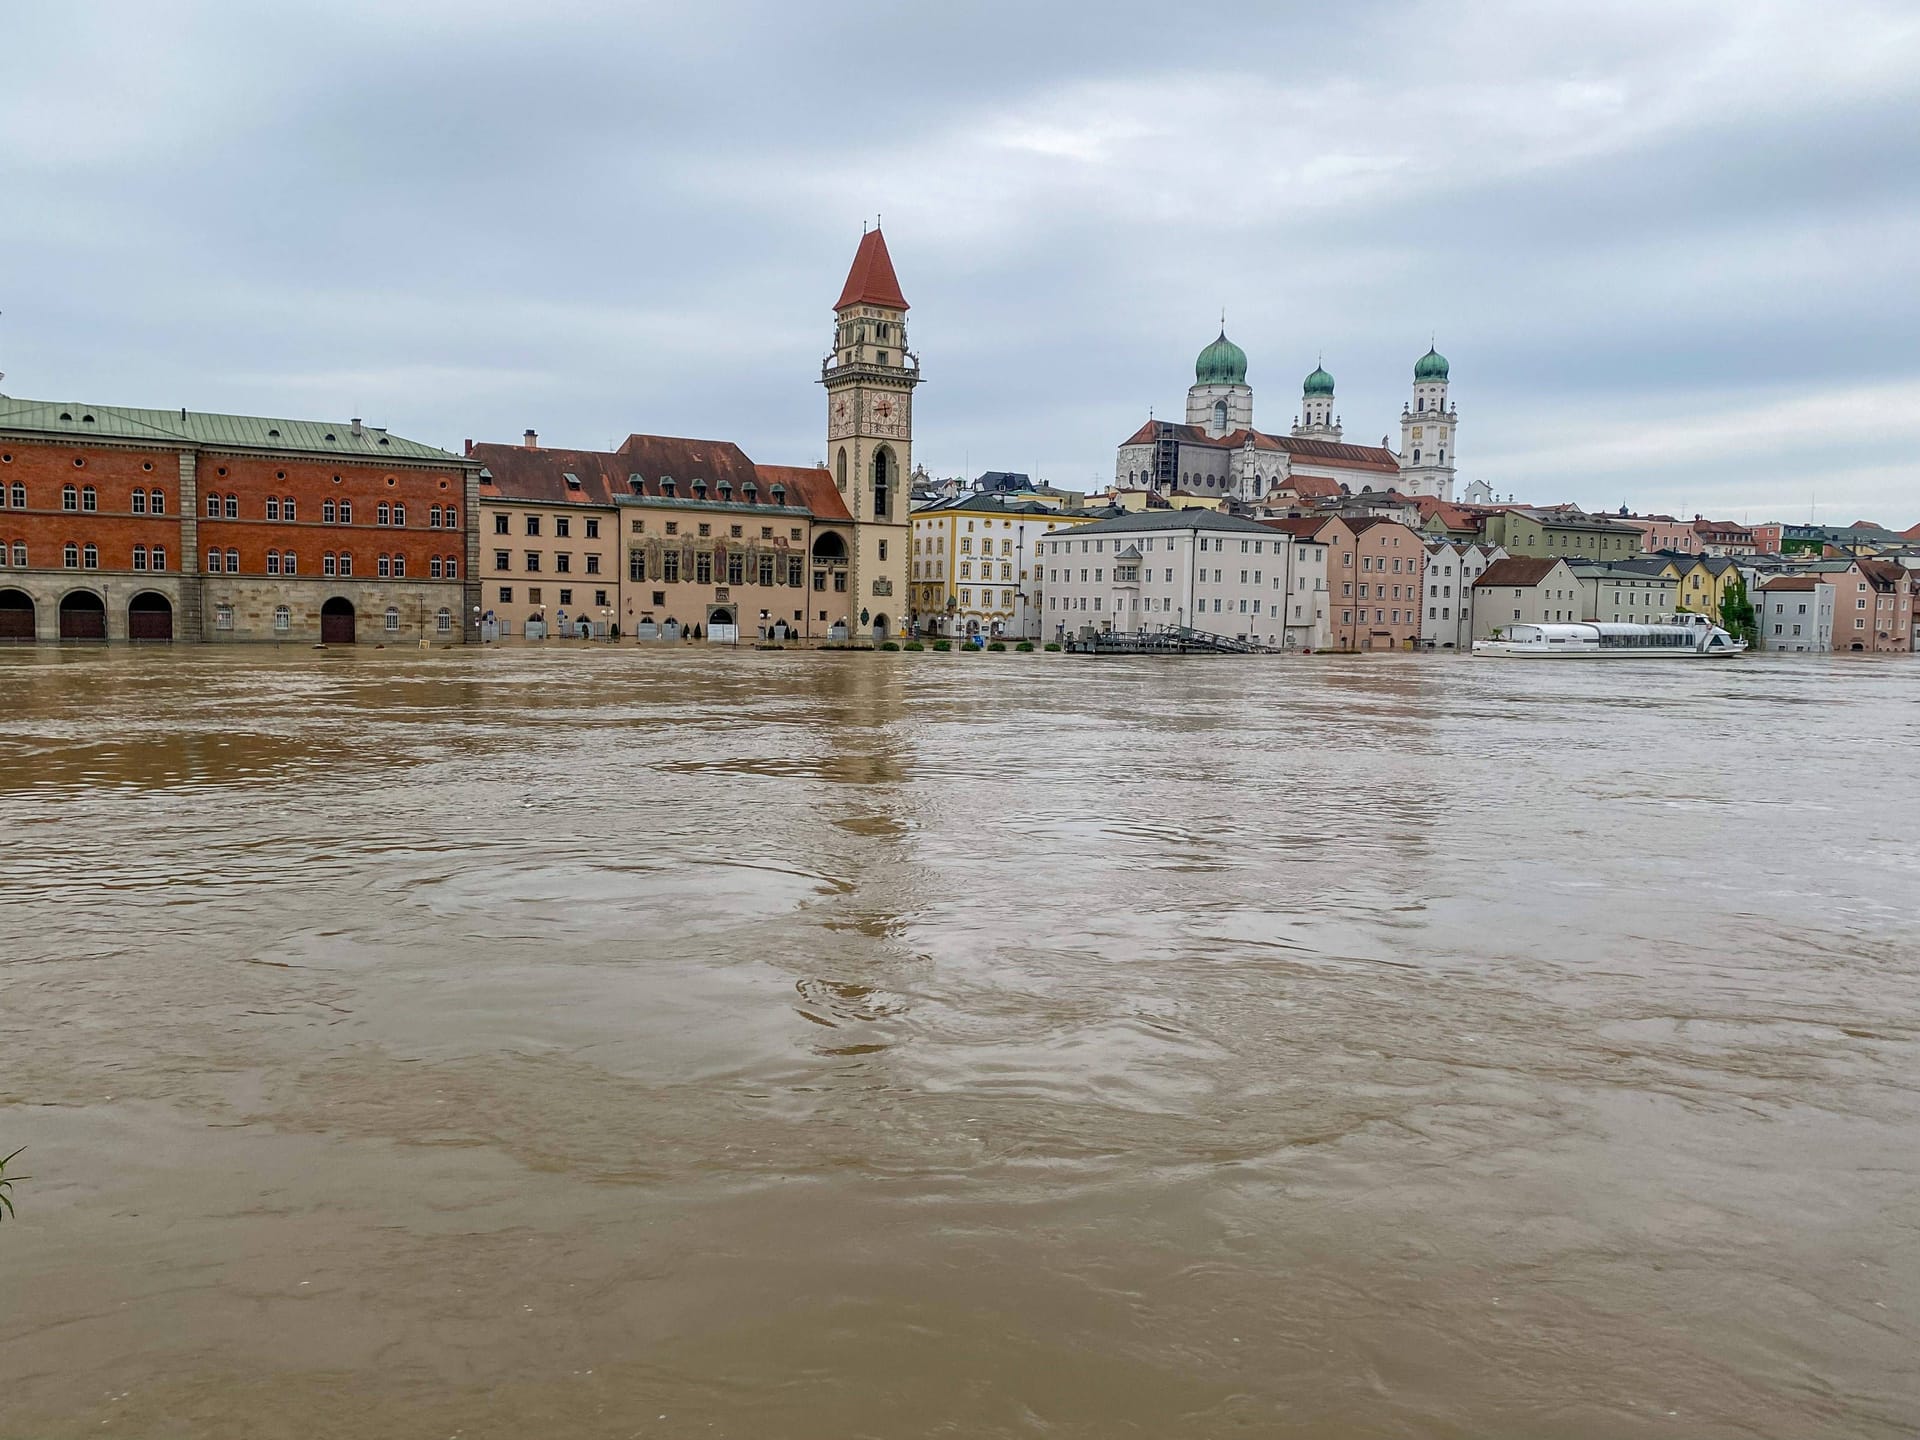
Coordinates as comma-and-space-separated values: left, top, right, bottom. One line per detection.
1115, 332, 1459, 504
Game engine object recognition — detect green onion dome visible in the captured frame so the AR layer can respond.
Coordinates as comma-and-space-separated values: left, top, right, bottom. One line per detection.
1303, 364, 1335, 397
1414, 346, 1450, 382
1195, 330, 1249, 386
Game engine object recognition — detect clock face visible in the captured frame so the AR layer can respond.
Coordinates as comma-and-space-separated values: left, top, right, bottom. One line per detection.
834, 399, 849, 420
875, 398, 894, 420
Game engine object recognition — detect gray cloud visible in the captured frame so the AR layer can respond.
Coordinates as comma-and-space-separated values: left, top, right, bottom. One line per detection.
3, 0, 1917, 522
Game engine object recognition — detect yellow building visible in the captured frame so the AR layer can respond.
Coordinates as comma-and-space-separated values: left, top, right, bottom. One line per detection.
1675, 554, 1739, 618
910, 495, 1094, 638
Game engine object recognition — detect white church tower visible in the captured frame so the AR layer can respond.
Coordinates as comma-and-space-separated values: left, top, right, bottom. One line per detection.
1291, 361, 1342, 440
1397, 345, 1457, 500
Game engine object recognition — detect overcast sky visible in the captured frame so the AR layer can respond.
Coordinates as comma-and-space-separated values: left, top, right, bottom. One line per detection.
4, 0, 1918, 523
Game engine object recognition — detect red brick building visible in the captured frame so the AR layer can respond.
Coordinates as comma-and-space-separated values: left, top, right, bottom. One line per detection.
0, 397, 479, 643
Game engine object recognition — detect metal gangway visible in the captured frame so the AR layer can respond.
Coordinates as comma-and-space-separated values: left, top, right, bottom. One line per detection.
1064, 624, 1287, 656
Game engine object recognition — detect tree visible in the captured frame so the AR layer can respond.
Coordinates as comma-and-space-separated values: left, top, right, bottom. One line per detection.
1718, 572, 1758, 646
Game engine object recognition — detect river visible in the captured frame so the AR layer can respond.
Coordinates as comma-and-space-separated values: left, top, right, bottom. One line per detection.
2, 646, 1916, 1439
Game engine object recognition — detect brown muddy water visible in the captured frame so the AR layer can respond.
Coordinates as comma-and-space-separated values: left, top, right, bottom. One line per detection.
1, 646, 1917, 1439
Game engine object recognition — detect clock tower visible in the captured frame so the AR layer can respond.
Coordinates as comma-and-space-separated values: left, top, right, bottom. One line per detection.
823, 226, 918, 640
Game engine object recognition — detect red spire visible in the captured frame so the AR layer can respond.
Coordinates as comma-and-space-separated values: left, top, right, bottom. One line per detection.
834, 227, 909, 312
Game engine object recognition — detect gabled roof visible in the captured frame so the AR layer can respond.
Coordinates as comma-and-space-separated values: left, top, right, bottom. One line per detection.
473, 434, 847, 519
1475, 556, 1569, 587
1760, 575, 1826, 591
1277, 473, 1343, 498
0, 394, 457, 461
1260, 517, 1330, 541
834, 228, 909, 311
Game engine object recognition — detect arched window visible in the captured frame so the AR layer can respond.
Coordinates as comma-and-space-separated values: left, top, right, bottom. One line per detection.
836, 447, 848, 491
1417, 397, 1425, 413
83, 543, 99, 568
63, 484, 78, 510
873, 447, 894, 519
273, 604, 291, 632
384, 606, 401, 632
1413, 449, 1421, 463
1439, 449, 1446, 464
436, 607, 453, 634
82, 485, 97, 511
1213, 400, 1228, 429
64, 542, 79, 567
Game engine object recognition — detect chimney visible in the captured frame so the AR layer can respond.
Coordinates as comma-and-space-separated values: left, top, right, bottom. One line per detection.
524, 429, 538, 449
464, 438, 473, 456
351, 417, 364, 437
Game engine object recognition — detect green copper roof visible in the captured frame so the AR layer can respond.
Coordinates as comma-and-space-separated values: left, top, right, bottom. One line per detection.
1414, 346, 1450, 382
1303, 364, 1335, 397
1195, 330, 1248, 386
0, 395, 459, 462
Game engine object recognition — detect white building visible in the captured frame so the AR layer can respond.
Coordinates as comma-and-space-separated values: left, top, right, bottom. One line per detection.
1114, 335, 1461, 503
1756, 575, 1835, 652
1041, 510, 1328, 649
1420, 541, 1506, 651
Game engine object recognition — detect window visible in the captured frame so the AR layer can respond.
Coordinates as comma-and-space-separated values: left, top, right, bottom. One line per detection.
132, 544, 148, 571
378, 555, 392, 578
525, 515, 541, 535
525, 552, 541, 572
267, 550, 282, 575
662, 551, 680, 583
392, 555, 405, 577
559, 588, 573, 606
323, 499, 337, 523
556, 516, 570, 538
431, 556, 443, 579
436, 608, 453, 634
392, 503, 405, 526
283, 551, 296, 575
585, 518, 599, 539
216, 604, 234, 631
494, 513, 509, 534
274, 605, 291, 633
494, 549, 510, 571
726, 553, 743, 584
133, 489, 149, 515
9, 483, 24, 507
224, 495, 238, 519
555, 552, 571, 573
338, 552, 352, 576
378, 502, 392, 525
385, 606, 401, 633
10, 542, 24, 566
207, 548, 223, 573
499, 585, 513, 603
267, 497, 281, 520
64, 484, 78, 510
629, 551, 646, 582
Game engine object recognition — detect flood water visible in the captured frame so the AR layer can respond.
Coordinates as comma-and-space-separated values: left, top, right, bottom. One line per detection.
2, 646, 1917, 1439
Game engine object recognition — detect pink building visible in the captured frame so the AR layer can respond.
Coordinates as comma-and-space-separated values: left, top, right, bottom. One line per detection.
1294, 515, 1428, 650
1836, 559, 1916, 652
1693, 517, 1758, 555
1749, 523, 1783, 554
1618, 512, 1696, 554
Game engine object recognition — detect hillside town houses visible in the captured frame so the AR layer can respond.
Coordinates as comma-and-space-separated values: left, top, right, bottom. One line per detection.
4, 231, 1918, 654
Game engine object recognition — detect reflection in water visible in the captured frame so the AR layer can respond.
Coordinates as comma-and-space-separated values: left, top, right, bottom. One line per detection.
2, 646, 1918, 1440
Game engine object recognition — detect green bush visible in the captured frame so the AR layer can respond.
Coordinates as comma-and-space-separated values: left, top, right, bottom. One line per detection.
1015, 641, 1034, 652
903, 641, 924, 651
932, 639, 951, 651
1043, 642, 1062, 652
880, 640, 900, 651
987, 641, 1006, 651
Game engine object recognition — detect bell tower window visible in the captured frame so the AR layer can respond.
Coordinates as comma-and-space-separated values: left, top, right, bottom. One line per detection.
1213, 400, 1227, 430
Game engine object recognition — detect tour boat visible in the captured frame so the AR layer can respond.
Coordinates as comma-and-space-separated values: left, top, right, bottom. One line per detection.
1472, 614, 1747, 658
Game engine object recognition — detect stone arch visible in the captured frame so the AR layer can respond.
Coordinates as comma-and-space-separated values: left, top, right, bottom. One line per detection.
870, 611, 889, 642
128, 589, 173, 642
58, 588, 107, 641
321, 596, 356, 645
0, 586, 35, 642
811, 530, 848, 562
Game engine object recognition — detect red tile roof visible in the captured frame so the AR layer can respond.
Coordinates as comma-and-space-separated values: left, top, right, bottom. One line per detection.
834, 228, 909, 312
475, 435, 846, 518
1260, 517, 1326, 539
756, 463, 851, 523
1277, 473, 1343, 498
1759, 575, 1824, 591
1475, 557, 1567, 587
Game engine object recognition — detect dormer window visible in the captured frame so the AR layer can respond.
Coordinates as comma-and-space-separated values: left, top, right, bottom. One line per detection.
742, 483, 757, 502
717, 481, 732, 499
771, 485, 786, 505
629, 478, 644, 495
661, 477, 676, 497
564, 473, 582, 490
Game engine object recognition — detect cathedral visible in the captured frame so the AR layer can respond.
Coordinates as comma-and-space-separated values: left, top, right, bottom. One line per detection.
1114, 331, 1459, 503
